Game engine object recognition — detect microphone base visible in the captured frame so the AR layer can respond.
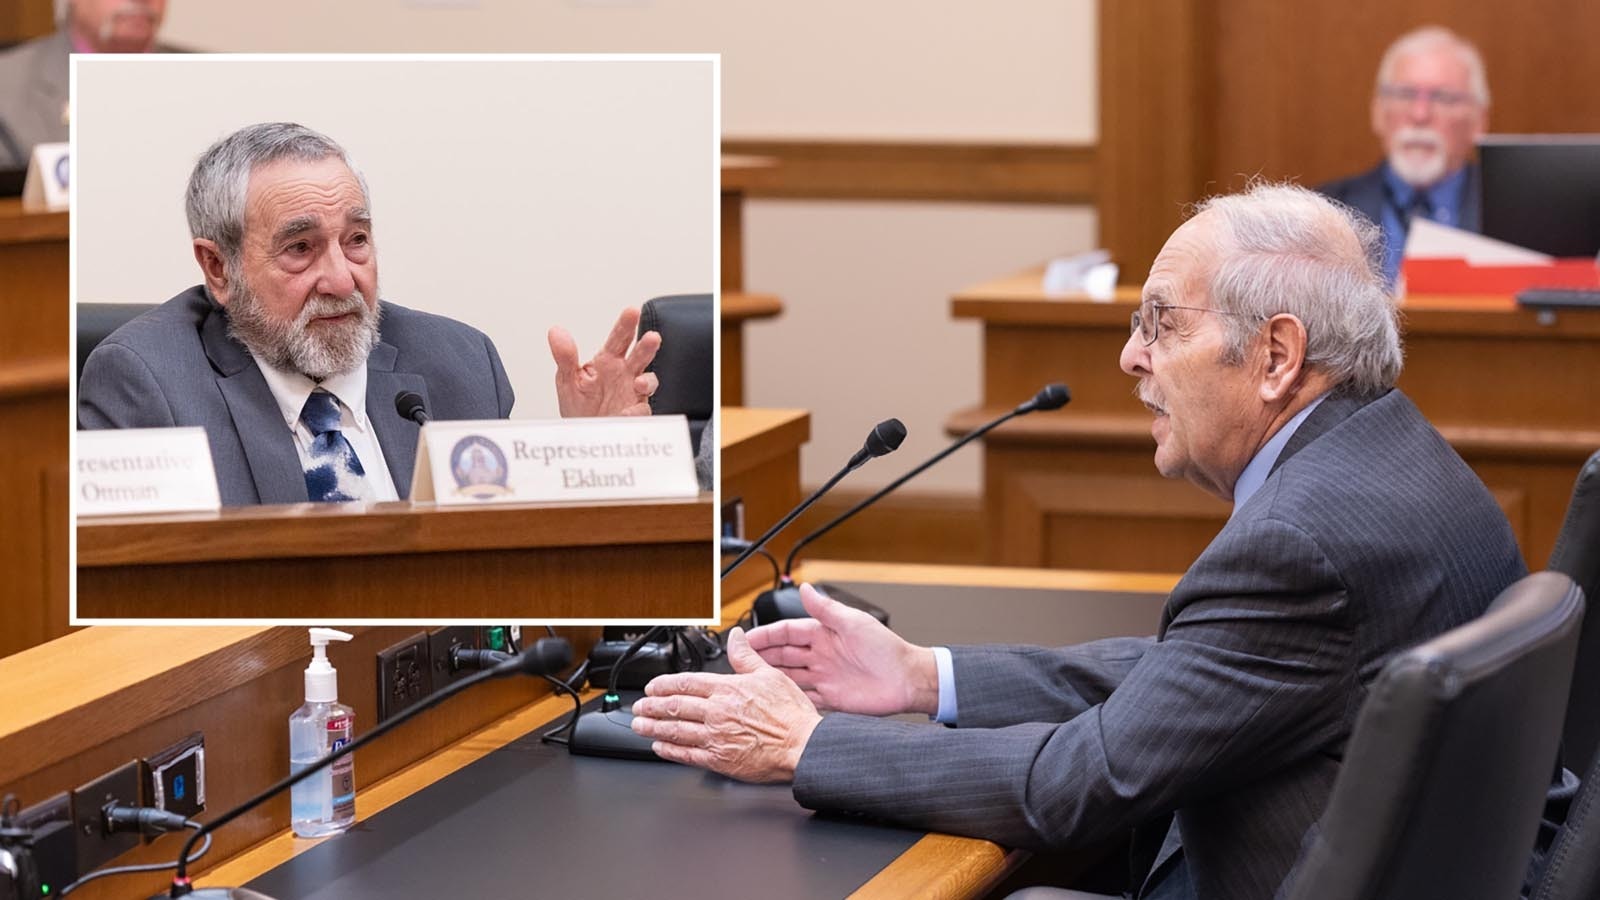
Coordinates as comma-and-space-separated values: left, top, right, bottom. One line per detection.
567, 707, 665, 761
752, 583, 890, 628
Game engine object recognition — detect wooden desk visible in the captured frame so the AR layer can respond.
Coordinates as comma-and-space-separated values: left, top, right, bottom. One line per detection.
207, 561, 1175, 900
949, 270, 1600, 572
0, 198, 71, 656
77, 497, 714, 619
721, 156, 784, 405
720, 407, 810, 600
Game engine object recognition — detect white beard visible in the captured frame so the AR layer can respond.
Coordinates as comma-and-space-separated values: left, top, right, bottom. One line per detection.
1386, 126, 1450, 188
225, 281, 382, 380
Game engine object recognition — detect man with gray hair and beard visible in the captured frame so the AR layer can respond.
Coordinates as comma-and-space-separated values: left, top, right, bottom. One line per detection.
1318, 25, 1490, 283
629, 182, 1551, 898
79, 122, 661, 506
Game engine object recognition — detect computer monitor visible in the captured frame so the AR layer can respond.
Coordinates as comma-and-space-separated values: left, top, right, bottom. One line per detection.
1478, 135, 1600, 258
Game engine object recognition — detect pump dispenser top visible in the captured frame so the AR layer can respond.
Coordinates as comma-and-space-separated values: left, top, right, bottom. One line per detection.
305, 628, 353, 703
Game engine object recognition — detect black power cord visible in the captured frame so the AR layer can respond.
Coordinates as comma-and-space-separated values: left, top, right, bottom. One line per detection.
56, 805, 212, 896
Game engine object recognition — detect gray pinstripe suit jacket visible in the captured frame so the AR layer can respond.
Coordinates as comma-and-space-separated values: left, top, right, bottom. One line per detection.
78, 286, 515, 506
793, 388, 1526, 900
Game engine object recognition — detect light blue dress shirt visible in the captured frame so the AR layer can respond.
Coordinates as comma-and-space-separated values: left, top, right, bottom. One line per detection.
1379, 163, 1470, 284
931, 393, 1328, 724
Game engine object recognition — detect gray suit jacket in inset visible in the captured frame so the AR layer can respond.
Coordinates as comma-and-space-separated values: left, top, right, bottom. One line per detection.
793, 389, 1526, 900
78, 286, 514, 506
0, 30, 69, 169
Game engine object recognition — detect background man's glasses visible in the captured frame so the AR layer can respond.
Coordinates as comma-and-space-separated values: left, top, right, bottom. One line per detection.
1377, 84, 1477, 110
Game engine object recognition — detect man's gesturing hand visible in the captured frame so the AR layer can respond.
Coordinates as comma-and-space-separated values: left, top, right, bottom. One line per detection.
547, 306, 661, 418
745, 583, 941, 718
631, 627, 822, 783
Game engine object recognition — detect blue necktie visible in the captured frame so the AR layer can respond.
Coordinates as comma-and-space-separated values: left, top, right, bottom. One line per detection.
300, 390, 367, 502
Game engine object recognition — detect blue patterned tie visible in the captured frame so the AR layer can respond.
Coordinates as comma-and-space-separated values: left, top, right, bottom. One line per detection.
300, 390, 367, 502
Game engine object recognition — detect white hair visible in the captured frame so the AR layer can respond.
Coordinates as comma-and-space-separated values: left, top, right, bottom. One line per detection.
1376, 25, 1490, 107
184, 122, 371, 269
1193, 182, 1403, 395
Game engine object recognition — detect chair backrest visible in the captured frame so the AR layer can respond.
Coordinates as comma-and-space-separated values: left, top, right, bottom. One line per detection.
77, 302, 157, 383
1281, 571, 1585, 900
638, 294, 712, 452
1532, 744, 1600, 900
1550, 449, 1600, 775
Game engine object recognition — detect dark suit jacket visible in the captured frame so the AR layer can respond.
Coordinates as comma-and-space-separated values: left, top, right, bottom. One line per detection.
792, 389, 1525, 900
0, 30, 69, 169
78, 285, 514, 506
1317, 161, 1481, 233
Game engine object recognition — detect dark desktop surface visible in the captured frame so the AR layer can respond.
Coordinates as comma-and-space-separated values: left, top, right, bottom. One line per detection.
244, 581, 1168, 899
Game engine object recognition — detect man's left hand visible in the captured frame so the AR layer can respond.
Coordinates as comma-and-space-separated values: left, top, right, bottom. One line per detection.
547, 306, 661, 417
631, 627, 822, 783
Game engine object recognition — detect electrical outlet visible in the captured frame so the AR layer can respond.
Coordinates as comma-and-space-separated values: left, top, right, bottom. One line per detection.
146, 732, 206, 825
429, 626, 480, 689
377, 632, 432, 723
15, 792, 77, 896
72, 760, 141, 876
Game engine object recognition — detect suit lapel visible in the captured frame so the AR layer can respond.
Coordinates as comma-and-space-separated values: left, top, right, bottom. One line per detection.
202, 302, 309, 504
1268, 388, 1380, 477
365, 341, 427, 499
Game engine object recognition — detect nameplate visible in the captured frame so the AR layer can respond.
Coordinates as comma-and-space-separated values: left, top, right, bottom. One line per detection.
410, 415, 698, 505
22, 142, 69, 213
77, 428, 222, 516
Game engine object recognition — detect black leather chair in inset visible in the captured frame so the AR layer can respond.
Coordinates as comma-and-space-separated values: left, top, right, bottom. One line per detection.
1280, 571, 1585, 900
637, 294, 712, 453
77, 302, 156, 384
1549, 449, 1600, 777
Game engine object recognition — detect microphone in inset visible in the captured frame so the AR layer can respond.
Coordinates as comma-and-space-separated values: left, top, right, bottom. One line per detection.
753, 384, 1070, 625
394, 391, 430, 426
151, 638, 573, 899
721, 418, 906, 580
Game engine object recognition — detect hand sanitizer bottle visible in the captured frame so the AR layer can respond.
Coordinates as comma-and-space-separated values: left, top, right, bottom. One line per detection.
290, 628, 356, 838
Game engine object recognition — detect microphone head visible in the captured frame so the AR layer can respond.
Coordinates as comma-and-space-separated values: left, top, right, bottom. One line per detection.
1032, 383, 1071, 411
864, 418, 907, 458
498, 637, 574, 678
394, 390, 429, 424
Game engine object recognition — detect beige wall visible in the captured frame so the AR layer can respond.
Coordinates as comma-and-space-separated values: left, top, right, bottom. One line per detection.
159, 1, 1096, 143
150, 4, 1101, 491
73, 56, 715, 421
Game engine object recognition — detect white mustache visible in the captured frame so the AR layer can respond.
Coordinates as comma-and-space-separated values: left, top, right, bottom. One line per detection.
1135, 381, 1167, 414
1393, 126, 1445, 152
295, 292, 368, 327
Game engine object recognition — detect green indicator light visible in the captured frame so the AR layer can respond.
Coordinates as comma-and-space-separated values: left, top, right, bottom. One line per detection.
604, 693, 620, 702
41, 885, 51, 895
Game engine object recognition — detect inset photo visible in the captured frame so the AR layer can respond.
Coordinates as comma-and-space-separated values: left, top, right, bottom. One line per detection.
71, 54, 718, 623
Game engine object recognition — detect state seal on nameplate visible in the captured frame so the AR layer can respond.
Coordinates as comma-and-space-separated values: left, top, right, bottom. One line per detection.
449, 435, 511, 499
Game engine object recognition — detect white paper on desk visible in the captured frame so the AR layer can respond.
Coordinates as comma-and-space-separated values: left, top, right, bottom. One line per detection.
1043, 249, 1119, 300
1404, 218, 1552, 264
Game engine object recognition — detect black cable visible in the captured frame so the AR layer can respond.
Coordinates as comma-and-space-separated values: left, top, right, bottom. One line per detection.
58, 819, 211, 896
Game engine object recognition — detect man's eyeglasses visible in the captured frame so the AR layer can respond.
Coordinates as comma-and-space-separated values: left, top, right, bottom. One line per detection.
1129, 302, 1252, 347
1377, 84, 1477, 110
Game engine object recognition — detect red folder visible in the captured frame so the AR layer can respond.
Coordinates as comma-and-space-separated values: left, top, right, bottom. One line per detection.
1401, 257, 1600, 294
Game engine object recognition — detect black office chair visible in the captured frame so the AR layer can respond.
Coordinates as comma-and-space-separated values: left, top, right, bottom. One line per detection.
1532, 745, 1600, 900
77, 302, 157, 383
1280, 571, 1584, 900
1550, 449, 1600, 776
637, 294, 712, 454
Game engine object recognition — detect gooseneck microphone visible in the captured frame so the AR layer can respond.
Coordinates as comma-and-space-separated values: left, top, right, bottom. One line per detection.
394, 391, 430, 426
155, 639, 574, 899
720, 418, 906, 580
753, 384, 1070, 624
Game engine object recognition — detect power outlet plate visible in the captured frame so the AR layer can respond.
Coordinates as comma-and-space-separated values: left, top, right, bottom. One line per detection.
15, 792, 77, 895
377, 632, 432, 724
72, 760, 141, 876
146, 732, 206, 825
429, 626, 480, 689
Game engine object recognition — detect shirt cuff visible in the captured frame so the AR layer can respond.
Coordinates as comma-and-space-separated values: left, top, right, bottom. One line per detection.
932, 646, 957, 724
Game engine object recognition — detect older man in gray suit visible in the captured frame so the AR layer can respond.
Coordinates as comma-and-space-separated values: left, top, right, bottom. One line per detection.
79, 122, 659, 505
632, 183, 1529, 899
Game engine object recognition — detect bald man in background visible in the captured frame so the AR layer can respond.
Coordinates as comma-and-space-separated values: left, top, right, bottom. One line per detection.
0, 0, 170, 168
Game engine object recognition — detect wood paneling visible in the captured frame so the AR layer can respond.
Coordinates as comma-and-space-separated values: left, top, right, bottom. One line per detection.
950, 274, 1600, 571
77, 498, 715, 620
0, 199, 70, 658
1099, 0, 1600, 281
790, 488, 984, 568
719, 407, 809, 600
722, 140, 1097, 205
0, 0, 53, 45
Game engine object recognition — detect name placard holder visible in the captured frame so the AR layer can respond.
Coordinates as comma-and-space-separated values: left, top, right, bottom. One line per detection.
411, 415, 699, 505
22, 142, 69, 213
77, 428, 223, 516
